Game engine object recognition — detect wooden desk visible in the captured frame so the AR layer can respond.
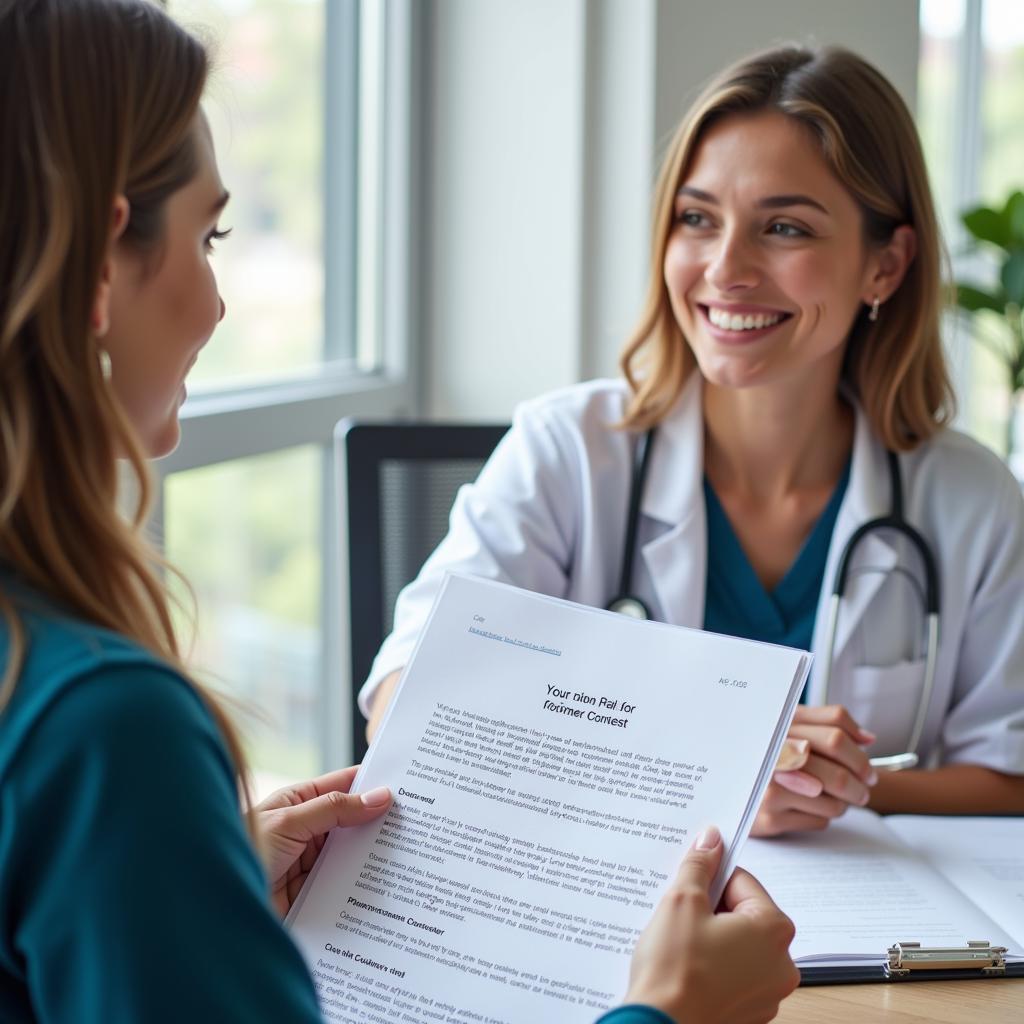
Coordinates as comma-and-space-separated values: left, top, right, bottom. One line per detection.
776, 978, 1024, 1022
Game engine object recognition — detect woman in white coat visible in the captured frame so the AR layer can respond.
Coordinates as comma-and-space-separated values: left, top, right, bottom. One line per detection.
362, 46, 1024, 836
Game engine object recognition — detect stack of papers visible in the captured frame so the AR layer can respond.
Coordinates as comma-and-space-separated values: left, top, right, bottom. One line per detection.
740, 808, 1024, 981
287, 574, 810, 1022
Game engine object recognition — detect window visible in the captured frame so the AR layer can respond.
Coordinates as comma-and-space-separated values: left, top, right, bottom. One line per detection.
165, 447, 323, 791
978, 0, 1024, 206
919, 0, 1024, 456
162, 0, 419, 796
175, 0, 332, 386
918, 0, 964, 238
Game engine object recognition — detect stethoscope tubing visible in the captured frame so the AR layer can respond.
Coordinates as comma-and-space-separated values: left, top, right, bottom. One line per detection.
615, 427, 656, 603
820, 451, 941, 768
819, 596, 939, 771
828, 451, 940, 617
609, 431, 941, 770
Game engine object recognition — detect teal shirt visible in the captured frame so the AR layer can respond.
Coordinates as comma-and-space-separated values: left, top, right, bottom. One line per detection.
703, 462, 851, 652
597, 1007, 675, 1024
0, 586, 323, 1023
0, 585, 680, 1023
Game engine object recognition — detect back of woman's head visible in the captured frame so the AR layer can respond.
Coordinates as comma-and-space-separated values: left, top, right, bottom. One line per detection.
621, 45, 954, 449
0, 0, 205, 689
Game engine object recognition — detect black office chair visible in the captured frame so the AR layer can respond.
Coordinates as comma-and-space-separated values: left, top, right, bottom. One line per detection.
337, 420, 509, 762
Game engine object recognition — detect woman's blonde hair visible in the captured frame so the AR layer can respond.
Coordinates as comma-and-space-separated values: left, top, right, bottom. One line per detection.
620, 45, 955, 449
0, 0, 251, 809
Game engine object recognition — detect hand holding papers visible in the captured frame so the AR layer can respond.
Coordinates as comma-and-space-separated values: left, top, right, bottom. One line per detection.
626, 827, 799, 1021
255, 765, 393, 918
287, 574, 810, 1021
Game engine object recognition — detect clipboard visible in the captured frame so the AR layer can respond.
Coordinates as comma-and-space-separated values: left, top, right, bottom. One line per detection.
740, 811, 1024, 986
800, 941, 1024, 985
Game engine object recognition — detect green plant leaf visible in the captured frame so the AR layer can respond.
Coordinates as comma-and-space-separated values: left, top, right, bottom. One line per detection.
1001, 250, 1024, 306
963, 205, 1011, 248
954, 282, 1004, 314
1006, 192, 1024, 244
1012, 343, 1024, 392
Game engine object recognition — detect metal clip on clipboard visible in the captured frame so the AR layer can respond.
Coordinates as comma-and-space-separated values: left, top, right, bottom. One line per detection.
885, 941, 1007, 979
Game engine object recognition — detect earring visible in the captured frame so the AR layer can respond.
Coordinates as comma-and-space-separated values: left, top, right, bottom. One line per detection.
98, 349, 113, 381
868, 296, 881, 322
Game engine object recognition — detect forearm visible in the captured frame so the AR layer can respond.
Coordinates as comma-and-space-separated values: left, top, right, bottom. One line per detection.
365, 669, 402, 742
868, 764, 1024, 815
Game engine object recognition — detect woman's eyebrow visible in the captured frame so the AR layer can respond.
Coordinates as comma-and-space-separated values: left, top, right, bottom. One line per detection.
676, 186, 716, 203
757, 193, 829, 215
675, 186, 829, 216
209, 190, 231, 215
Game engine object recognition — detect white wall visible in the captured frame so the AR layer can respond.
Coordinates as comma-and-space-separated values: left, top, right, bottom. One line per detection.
418, 0, 922, 420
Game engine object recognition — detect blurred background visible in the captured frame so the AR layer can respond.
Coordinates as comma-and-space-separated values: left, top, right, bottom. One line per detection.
157, 0, 1024, 796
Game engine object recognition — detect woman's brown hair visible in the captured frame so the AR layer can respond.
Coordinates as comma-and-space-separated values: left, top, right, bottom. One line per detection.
620, 45, 955, 450
0, 0, 252, 808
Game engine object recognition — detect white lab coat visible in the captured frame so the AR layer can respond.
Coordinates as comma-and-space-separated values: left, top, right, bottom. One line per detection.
362, 376, 1024, 772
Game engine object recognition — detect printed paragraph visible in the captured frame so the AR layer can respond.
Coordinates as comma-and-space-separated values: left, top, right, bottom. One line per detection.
416, 704, 709, 810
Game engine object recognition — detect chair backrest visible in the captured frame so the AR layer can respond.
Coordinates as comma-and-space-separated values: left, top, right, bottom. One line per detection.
337, 420, 509, 762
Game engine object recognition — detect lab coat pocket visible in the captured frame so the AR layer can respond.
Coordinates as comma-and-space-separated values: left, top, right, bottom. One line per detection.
846, 659, 927, 758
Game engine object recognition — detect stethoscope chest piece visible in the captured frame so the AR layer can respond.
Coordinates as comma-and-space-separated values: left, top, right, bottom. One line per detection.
605, 428, 657, 622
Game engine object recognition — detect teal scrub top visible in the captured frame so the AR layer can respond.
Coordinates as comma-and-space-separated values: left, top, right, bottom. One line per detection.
0, 583, 323, 1023
703, 461, 851, 653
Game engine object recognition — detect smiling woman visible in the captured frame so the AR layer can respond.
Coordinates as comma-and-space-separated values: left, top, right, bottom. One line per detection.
665, 110, 915, 399
623, 49, 948, 448
662, 107, 919, 592
363, 45, 1024, 838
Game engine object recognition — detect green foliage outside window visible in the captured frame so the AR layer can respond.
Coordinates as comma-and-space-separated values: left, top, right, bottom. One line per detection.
955, 192, 1024, 452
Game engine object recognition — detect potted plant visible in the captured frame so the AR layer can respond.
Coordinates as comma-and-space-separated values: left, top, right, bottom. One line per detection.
954, 190, 1024, 474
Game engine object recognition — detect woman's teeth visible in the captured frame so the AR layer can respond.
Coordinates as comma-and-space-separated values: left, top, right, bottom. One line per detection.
707, 308, 784, 331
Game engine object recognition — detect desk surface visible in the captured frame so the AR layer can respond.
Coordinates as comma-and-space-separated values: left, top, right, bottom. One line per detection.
776, 978, 1024, 1022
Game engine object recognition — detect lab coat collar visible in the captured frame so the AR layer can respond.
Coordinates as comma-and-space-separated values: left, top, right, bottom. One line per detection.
638, 372, 705, 528
638, 374, 706, 628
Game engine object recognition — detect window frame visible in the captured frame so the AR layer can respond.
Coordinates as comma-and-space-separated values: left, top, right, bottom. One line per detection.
154, 0, 422, 772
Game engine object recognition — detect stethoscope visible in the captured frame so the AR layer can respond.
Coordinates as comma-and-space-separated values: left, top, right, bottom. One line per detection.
606, 427, 940, 771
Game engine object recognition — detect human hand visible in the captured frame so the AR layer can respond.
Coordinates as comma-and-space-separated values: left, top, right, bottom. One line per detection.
752, 705, 878, 836
625, 826, 799, 1024
255, 765, 392, 917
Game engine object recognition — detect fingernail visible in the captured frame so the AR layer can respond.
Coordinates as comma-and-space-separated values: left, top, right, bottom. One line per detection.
858, 729, 877, 743
867, 769, 879, 786
857, 789, 870, 806
360, 786, 391, 806
777, 738, 810, 771
776, 771, 824, 798
696, 825, 721, 850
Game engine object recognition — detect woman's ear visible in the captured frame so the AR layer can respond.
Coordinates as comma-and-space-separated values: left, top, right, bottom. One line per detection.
90, 195, 130, 338
863, 224, 917, 306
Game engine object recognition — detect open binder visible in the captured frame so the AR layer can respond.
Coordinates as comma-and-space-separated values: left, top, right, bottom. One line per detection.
739, 809, 1024, 984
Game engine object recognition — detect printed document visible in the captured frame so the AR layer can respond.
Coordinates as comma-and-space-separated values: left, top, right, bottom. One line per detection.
887, 814, 1024, 946
740, 808, 1024, 976
287, 573, 809, 1022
